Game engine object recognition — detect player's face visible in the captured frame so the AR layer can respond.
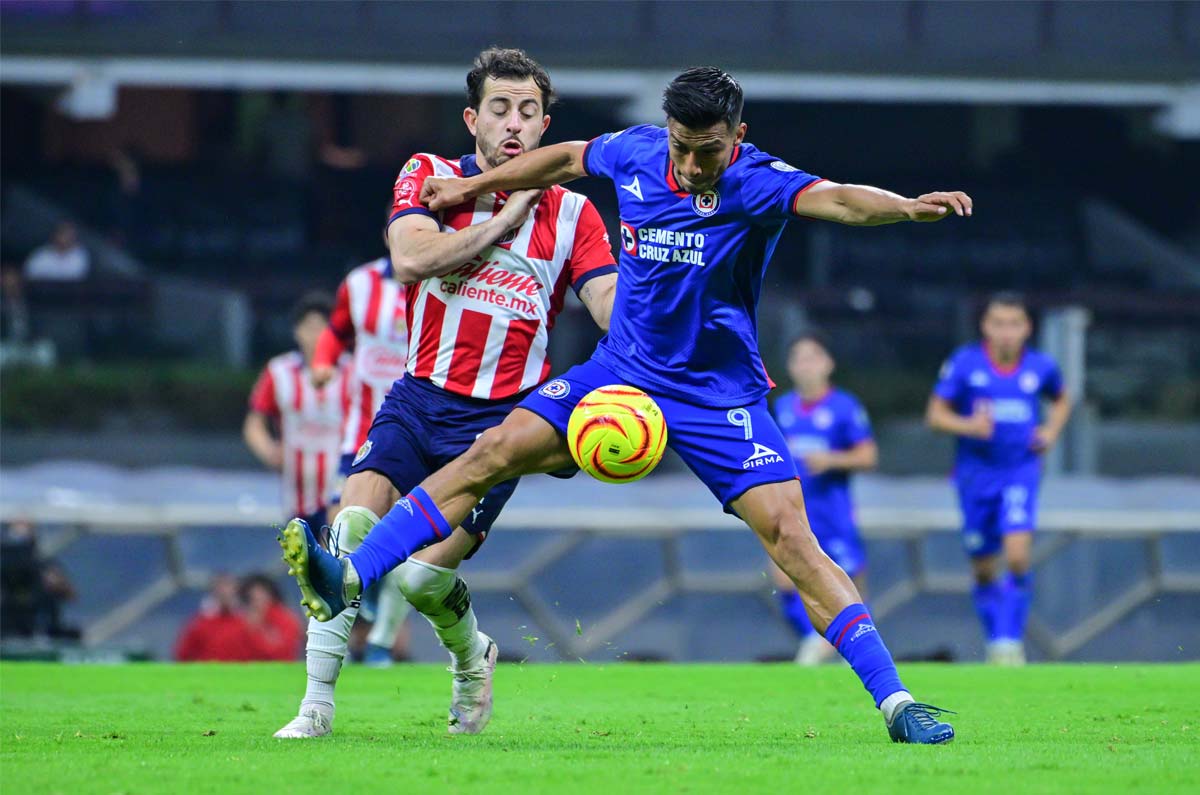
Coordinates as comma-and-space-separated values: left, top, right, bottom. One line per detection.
788, 340, 834, 392
294, 311, 327, 363
666, 118, 747, 194
981, 304, 1031, 359
465, 77, 550, 170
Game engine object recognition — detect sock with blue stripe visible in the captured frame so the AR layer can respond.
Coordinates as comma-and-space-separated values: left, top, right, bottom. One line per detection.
778, 590, 816, 638
348, 487, 451, 590
997, 571, 1033, 641
823, 603, 907, 710
972, 580, 1005, 642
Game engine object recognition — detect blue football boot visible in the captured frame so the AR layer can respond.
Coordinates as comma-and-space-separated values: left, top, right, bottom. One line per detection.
278, 518, 357, 621
887, 702, 956, 744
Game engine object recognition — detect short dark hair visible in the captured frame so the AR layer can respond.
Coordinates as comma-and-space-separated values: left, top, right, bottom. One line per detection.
466, 47, 555, 111
788, 329, 835, 359
290, 290, 332, 327
240, 573, 283, 604
662, 67, 744, 130
984, 291, 1029, 316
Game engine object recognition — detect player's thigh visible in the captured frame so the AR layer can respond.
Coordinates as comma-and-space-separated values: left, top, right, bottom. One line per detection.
459, 408, 573, 483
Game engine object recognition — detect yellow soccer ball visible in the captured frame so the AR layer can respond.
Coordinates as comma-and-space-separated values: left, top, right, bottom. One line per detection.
567, 385, 668, 484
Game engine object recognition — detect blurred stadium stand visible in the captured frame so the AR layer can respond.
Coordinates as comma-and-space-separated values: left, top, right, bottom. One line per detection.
1, 1, 1197, 661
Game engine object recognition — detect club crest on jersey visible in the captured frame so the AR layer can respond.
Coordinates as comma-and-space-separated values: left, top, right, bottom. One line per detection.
1019, 371, 1040, 393
352, 440, 373, 466
620, 222, 638, 255
539, 379, 570, 399
742, 443, 784, 470
692, 190, 720, 217
813, 407, 834, 430
770, 160, 799, 173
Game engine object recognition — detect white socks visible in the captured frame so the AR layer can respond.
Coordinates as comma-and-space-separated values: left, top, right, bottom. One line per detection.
396, 558, 486, 670
880, 690, 915, 724
301, 609, 355, 715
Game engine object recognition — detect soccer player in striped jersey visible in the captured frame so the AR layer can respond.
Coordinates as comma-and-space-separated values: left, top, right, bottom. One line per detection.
244, 291, 347, 531
926, 293, 1072, 665
284, 66, 970, 744
273, 48, 617, 739
311, 254, 412, 666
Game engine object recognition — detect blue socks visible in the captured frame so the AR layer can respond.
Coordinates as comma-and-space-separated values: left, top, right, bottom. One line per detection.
972, 581, 1005, 641
778, 591, 815, 638
996, 571, 1033, 641
823, 603, 906, 708
348, 487, 452, 590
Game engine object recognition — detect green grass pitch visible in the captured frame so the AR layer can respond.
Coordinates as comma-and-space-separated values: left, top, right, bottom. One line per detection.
2, 662, 1196, 794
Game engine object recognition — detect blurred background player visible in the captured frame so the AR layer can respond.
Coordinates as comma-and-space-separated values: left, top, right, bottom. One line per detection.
311, 249, 412, 666
926, 292, 1072, 665
273, 47, 617, 739
243, 291, 347, 532
771, 331, 877, 664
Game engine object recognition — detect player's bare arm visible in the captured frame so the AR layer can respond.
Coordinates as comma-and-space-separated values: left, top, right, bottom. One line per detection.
794, 182, 973, 226
926, 395, 994, 440
422, 141, 589, 211
1032, 391, 1073, 451
242, 411, 283, 470
577, 272, 618, 332
805, 439, 879, 475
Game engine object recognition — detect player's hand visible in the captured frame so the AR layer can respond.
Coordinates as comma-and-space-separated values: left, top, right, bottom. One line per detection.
1030, 425, 1059, 452
310, 364, 336, 388
421, 176, 475, 211
497, 188, 544, 232
961, 408, 994, 440
908, 191, 973, 222
804, 451, 836, 475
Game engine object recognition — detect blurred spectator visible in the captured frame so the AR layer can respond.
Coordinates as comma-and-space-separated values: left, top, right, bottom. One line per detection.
174, 572, 303, 662
1, 264, 31, 342
0, 519, 80, 640
23, 221, 90, 282
240, 574, 304, 661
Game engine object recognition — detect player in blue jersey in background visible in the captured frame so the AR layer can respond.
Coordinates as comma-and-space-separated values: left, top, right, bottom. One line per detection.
282, 67, 972, 744
927, 293, 1072, 665
771, 331, 877, 665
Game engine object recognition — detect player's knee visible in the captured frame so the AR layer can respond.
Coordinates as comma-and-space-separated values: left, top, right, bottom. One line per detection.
462, 425, 522, 484
771, 517, 824, 573
396, 559, 456, 614
340, 471, 399, 518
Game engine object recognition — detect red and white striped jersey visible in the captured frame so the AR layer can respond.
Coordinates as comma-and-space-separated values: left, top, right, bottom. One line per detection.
329, 258, 409, 455
389, 152, 617, 401
248, 351, 348, 518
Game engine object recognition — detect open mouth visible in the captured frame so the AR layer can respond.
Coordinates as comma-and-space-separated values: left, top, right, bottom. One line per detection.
500, 140, 523, 156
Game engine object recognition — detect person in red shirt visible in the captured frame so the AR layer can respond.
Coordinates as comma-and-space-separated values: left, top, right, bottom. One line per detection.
240, 574, 304, 661
174, 574, 303, 662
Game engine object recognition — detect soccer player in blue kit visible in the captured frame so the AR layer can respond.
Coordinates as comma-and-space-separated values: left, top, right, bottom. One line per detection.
772, 331, 877, 665
282, 67, 972, 743
927, 293, 1072, 665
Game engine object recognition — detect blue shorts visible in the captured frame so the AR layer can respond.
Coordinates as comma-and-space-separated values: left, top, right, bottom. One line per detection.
955, 462, 1041, 557
349, 376, 521, 544
518, 358, 799, 513
806, 510, 866, 578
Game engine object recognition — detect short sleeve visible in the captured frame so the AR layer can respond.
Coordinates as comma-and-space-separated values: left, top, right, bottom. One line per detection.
248, 367, 280, 418
328, 280, 354, 343
933, 354, 964, 402
1041, 359, 1064, 399
583, 126, 655, 180
840, 396, 874, 447
567, 199, 618, 293
387, 154, 440, 228
739, 156, 823, 221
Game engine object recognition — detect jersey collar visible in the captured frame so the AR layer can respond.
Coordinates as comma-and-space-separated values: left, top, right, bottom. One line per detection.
983, 342, 1025, 376
795, 386, 833, 413
459, 154, 482, 177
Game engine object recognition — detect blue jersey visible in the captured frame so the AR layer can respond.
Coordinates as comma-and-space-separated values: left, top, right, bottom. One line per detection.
582, 125, 822, 407
773, 387, 872, 537
934, 343, 1063, 472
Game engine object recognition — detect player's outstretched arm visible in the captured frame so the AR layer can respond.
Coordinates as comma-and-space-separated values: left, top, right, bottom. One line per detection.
389, 189, 542, 284
422, 142, 590, 211
794, 182, 972, 226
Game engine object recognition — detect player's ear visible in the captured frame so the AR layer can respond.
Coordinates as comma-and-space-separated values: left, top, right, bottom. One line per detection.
541, 114, 551, 135
463, 106, 478, 136
734, 122, 747, 145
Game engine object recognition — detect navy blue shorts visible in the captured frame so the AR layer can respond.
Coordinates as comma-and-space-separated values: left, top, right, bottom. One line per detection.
518, 357, 799, 513
348, 376, 521, 541
955, 462, 1042, 557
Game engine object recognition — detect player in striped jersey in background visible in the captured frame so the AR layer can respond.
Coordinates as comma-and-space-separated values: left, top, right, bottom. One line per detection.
273, 47, 617, 739
311, 253, 412, 666
244, 291, 347, 533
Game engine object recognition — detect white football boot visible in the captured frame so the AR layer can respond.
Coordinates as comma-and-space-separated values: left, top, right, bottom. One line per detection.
447, 633, 498, 735
273, 706, 333, 738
